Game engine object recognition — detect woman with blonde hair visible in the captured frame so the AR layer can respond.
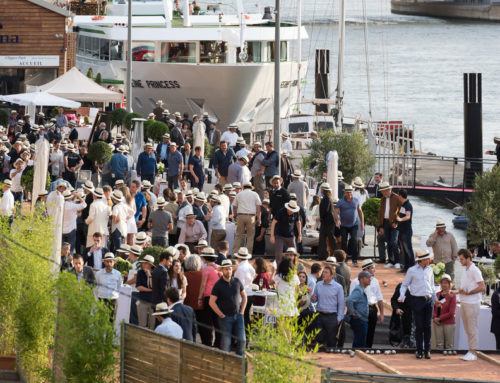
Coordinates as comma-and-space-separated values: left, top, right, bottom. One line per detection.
120, 185, 137, 245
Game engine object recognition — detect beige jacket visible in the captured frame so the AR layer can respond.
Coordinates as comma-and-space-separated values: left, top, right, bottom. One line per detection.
85, 198, 112, 236
426, 231, 458, 264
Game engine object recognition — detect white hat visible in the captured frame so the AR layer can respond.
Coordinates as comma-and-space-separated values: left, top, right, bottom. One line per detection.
325, 256, 338, 266
337, 171, 344, 180
117, 145, 126, 153
416, 249, 432, 261
321, 182, 331, 191
115, 180, 124, 187
194, 192, 206, 202
135, 232, 148, 244
93, 187, 104, 198
111, 190, 123, 202
38, 190, 48, 197
219, 259, 233, 268
152, 302, 173, 316
3, 179, 12, 187
195, 239, 208, 248
156, 196, 167, 207
202, 112, 209, 117
103, 252, 116, 261
83, 180, 94, 192
141, 180, 152, 189
174, 112, 181, 118
352, 177, 365, 189
281, 132, 290, 138
292, 170, 303, 178
436, 221, 446, 228
361, 259, 374, 269
439, 274, 452, 282
232, 182, 242, 189
285, 200, 300, 213
63, 190, 73, 200
116, 244, 131, 253
284, 247, 299, 255
253, 141, 262, 147
200, 247, 217, 258
379, 181, 391, 191
139, 254, 156, 267
157, 100, 164, 105
130, 245, 143, 256
344, 185, 354, 193
223, 184, 233, 191
234, 247, 252, 260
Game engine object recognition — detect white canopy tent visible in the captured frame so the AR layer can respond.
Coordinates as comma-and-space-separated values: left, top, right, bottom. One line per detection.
0, 91, 81, 108
36, 67, 123, 103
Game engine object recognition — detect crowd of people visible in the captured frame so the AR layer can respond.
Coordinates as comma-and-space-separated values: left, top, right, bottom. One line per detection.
0, 103, 498, 361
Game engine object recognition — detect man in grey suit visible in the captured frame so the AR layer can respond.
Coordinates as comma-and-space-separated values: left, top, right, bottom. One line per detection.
166, 287, 197, 342
170, 122, 185, 147
71, 254, 96, 285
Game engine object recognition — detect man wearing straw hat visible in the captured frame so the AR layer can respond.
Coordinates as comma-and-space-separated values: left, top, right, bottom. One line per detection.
209, 259, 247, 356
85, 188, 112, 247
377, 181, 402, 268
233, 182, 261, 254
152, 302, 183, 339
137, 143, 158, 184
398, 249, 436, 359
287, 170, 309, 209
426, 220, 458, 280
110, 190, 127, 251
148, 196, 173, 247
0, 179, 15, 217
270, 199, 302, 265
95, 252, 123, 322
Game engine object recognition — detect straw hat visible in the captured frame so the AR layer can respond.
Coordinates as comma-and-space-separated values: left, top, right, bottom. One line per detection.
93, 187, 104, 198
111, 190, 123, 202
378, 181, 391, 192
38, 190, 48, 197
352, 177, 365, 189
228, 191, 236, 197
3, 179, 12, 187
234, 247, 252, 260
435, 221, 446, 228
284, 247, 299, 256
200, 247, 218, 258
103, 252, 116, 261
135, 232, 148, 244
156, 196, 167, 207
292, 170, 303, 178
219, 259, 233, 268
416, 249, 432, 261
195, 239, 208, 248
325, 256, 338, 266
493, 136, 500, 144
321, 182, 331, 191
439, 274, 452, 283
284, 200, 300, 213
63, 190, 73, 200
271, 175, 283, 183
82, 180, 94, 192
194, 192, 206, 202
232, 182, 242, 189
116, 244, 131, 254
361, 259, 374, 270
152, 302, 173, 316
142, 180, 152, 189
115, 179, 124, 187
223, 184, 233, 191
130, 245, 143, 256
344, 185, 354, 193
210, 195, 221, 204
139, 254, 156, 267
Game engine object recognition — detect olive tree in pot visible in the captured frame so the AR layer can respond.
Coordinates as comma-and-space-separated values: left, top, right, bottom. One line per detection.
362, 197, 380, 257
88, 141, 113, 166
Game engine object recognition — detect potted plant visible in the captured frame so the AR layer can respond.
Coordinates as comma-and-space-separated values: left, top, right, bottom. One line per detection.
87, 141, 113, 165
109, 108, 127, 129
123, 112, 143, 130
361, 197, 380, 257
144, 120, 169, 142
139, 246, 164, 266
193, 5, 201, 14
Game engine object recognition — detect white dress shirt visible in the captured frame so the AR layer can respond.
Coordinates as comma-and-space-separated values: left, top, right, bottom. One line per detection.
112, 202, 128, 237
458, 263, 483, 304
235, 259, 256, 296
210, 204, 226, 230
0, 189, 15, 216
399, 264, 436, 301
220, 131, 238, 146
95, 268, 122, 299
233, 189, 261, 214
62, 200, 87, 234
235, 148, 250, 158
9, 168, 24, 193
281, 139, 293, 153
240, 166, 251, 185
50, 149, 64, 176
349, 275, 383, 305
177, 204, 192, 230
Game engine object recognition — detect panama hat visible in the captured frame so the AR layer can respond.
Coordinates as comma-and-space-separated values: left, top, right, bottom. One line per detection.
284, 200, 300, 213
325, 256, 338, 266
281, 132, 290, 138
439, 273, 452, 283
166, 246, 179, 259
195, 239, 208, 248
337, 171, 344, 180
169, 142, 177, 147
194, 192, 206, 202
103, 252, 116, 261
320, 182, 332, 191
135, 232, 148, 244
271, 175, 283, 183
185, 190, 194, 197
148, 113, 155, 118
344, 185, 354, 193
141, 180, 152, 189
289, 193, 297, 200
232, 182, 242, 189
200, 247, 218, 259
139, 254, 156, 267
93, 187, 104, 198
31, 125, 40, 131
253, 141, 262, 147
38, 190, 48, 197
111, 190, 123, 202
228, 191, 236, 197
228, 124, 237, 130
234, 247, 252, 260
361, 259, 374, 270
82, 180, 94, 192
117, 145, 126, 153
3, 179, 12, 187
152, 302, 173, 316
115, 179, 124, 187
163, 133, 170, 139
174, 111, 181, 118
378, 181, 391, 191
243, 182, 253, 189
292, 170, 303, 178
202, 112, 209, 117
210, 195, 221, 204
116, 244, 131, 254
435, 221, 446, 228
156, 196, 167, 207
223, 184, 233, 191
416, 249, 432, 261
493, 136, 500, 144
219, 259, 233, 268
238, 156, 249, 164
145, 142, 153, 148
262, 198, 270, 204
130, 245, 143, 256
352, 177, 365, 189
284, 247, 299, 255
63, 190, 73, 200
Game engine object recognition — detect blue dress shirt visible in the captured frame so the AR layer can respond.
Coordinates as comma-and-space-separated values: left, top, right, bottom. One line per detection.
399, 263, 436, 301
312, 279, 345, 320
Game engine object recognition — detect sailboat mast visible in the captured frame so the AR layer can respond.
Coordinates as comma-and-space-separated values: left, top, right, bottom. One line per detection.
274, 0, 281, 166
335, 0, 345, 128
297, 0, 302, 114
126, 0, 132, 112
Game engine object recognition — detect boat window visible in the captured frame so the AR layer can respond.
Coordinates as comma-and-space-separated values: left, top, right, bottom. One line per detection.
315, 121, 334, 131
236, 41, 262, 63
99, 39, 110, 60
265, 41, 288, 62
160, 42, 196, 63
288, 122, 309, 134
132, 42, 155, 62
200, 41, 226, 63
110, 41, 123, 60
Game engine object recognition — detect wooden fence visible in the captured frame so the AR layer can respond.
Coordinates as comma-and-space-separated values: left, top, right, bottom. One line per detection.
121, 323, 245, 383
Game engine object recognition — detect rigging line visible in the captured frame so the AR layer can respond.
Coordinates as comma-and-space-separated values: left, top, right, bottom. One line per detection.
362, 0, 373, 120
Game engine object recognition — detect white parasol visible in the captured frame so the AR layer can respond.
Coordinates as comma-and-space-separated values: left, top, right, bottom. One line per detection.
32, 138, 50, 206
326, 150, 339, 201
193, 120, 206, 158
131, 118, 146, 164
47, 187, 65, 272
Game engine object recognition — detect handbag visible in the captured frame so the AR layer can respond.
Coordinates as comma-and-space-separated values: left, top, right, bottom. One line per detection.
389, 314, 404, 347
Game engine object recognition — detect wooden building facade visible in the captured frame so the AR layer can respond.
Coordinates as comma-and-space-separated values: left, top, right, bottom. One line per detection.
0, 0, 76, 94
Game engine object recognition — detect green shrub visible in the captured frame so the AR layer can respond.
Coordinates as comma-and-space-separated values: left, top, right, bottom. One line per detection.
20, 167, 51, 195
109, 108, 128, 129
187, 137, 210, 158
361, 197, 380, 228
88, 141, 113, 165
0, 109, 8, 127
86, 68, 93, 79
123, 112, 143, 130
144, 120, 169, 142
94, 72, 103, 85
114, 257, 132, 276
139, 246, 165, 265
54, 273, 118, 383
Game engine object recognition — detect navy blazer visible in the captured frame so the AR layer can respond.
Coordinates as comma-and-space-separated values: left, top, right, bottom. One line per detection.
156, 142, 170, 162
70, 266, 96, 286
84, 247, 109, 269
151, 266, 168, 305
171, 302, 197, 342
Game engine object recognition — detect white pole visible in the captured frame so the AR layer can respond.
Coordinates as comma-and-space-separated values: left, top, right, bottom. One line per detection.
335, 0, 345, 128
296, 0, 302, 114
327, 151, 339, 201
183, 0, 191, 26
126, 0, 132, 112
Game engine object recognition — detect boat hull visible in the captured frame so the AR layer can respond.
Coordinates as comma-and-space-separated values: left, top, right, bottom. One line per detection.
391, 0, 500, 21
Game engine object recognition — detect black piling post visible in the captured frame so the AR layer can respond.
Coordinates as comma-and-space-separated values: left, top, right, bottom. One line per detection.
315, 49, 330, 114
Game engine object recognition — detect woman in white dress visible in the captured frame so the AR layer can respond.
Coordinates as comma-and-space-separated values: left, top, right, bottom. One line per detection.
168, 259, 188, 301
120, 186, 137, 245
307, 195, 321, 230
352, 177, 368, 247
272, 258, 299, 317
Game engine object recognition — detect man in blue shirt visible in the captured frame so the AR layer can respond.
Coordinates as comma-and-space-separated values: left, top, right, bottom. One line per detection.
166, 142, 183, 190
346, 271, 371, 348
312, 265, 345, 349
109, 146, 128, 186
131, 180, 147, 230
55, 107, 68, 129
213, 141, 236, 187
152, 302, 183, 339
335, 185, 364, 266
262, 141, 279, 187
398, 249, 435, 359
155, 133, 171, 168
136, 143, 157, 184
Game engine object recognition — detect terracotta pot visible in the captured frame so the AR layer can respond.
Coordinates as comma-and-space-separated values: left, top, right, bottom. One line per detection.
0, 355, 16, 370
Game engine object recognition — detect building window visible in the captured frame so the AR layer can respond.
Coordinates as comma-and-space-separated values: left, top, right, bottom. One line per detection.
236, 41, 262, 63
132, 42, 155, 62
160, 42, 196, 63
200, 41, 226, 63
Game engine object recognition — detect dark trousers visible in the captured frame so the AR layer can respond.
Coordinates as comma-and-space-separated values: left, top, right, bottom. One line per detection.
316, 313, 338, 348
340, 225, 359, 262
351, 317, 368, 348
111, 228, 123, 252
383, 220, 400, 265
495, 333, 500, 350
377, 233, 387, 262
366, 304, 378, 348
63, 171, 77, 187
411, 296, 433, 353
243, 295, 255, 337
62, 229, 76, 253
130, 291, 139, 325
142, 174, 155, 184
167, 175, 179, 190
12, 191, 23, 205
398, 230, 415, 270
318, 224, 337, 260
336, 320, 346, 348
199, 297, 221, 348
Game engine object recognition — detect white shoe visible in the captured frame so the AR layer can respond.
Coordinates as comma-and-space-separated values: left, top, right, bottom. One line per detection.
384, 263, 394, 268
394, 263, 401, 269
461, 351, 477, 361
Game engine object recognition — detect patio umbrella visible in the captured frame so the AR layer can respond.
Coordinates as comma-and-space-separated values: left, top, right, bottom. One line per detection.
0, 91, 81, 108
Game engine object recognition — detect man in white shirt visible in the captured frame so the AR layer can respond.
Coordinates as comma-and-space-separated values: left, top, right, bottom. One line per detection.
207, 195, 226, 249
457, 248, 485, 361
234, 247, 255, 334
219, 184, 232, 219
95, 252, 123, 322
111, 190, 128, 251
62, 189, 87, 253
49, 141, 64, 179
0, 179, 15, 217
281, 132, 293, 154
220, 125, 239, 148
85, 187, 112, 247
152, 302, 183, 339
9, 158, 25, 204
233, 182, 261, 254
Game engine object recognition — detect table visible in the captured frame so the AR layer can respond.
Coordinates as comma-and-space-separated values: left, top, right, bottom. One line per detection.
252, 290, 277, 315
454, 303, 496, 350
472, 257, 495, 265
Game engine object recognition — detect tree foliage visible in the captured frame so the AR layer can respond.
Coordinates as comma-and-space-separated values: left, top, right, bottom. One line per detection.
88, 140, 113, 165
123, 112, 143, 130
20, 167, 51, 194
54, 273, 118, 383
465, 166, 500, 246
94, 72, 103, 85
144, 120, 169, 143
139, 246, 164, 266
362, 197, 380, 228
86, 68, 93, 79
304, 130, 376, 183
0, 109, 8, 127
109, 108, 128, 129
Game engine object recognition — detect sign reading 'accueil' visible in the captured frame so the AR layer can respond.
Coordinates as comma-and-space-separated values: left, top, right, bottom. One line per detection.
0, 56, 60, 67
